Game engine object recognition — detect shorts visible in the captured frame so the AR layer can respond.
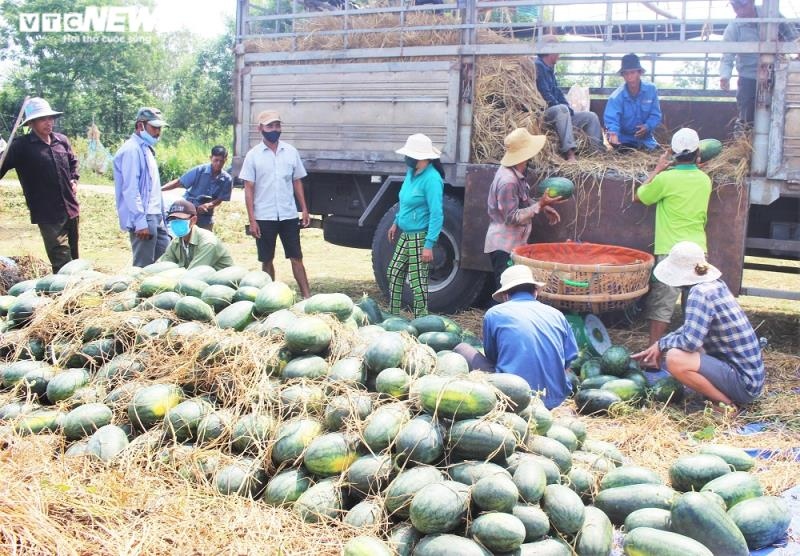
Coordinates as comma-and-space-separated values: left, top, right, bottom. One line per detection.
697, 353, 756, 406
255, 218, 303, 261
644, 255, 680, 323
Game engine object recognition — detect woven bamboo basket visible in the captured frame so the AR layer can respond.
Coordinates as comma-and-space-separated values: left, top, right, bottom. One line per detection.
511, 242, 655, 314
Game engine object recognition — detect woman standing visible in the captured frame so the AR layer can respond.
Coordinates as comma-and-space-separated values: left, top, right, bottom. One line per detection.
387, 134, 445, 317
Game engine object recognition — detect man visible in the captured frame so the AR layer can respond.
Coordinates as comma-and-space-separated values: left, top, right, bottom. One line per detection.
633, 241, 764, 410
454, 265, 578, 409
113, 107, 171, 268
0, 97, 80, 273
240, 110, 311, 298
634, 128, 711, 345
604, 54, 662, 150
161, 145, 233, 231
158, 199, 233, 270
484, 128, 563, 289
535, 36, 604, 161
720, 0, 798, 132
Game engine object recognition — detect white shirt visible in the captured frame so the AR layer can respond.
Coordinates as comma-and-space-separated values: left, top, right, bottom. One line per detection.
239, 140, 307, 221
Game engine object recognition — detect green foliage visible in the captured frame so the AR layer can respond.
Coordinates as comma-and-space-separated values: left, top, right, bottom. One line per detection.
155, 133, 233, 182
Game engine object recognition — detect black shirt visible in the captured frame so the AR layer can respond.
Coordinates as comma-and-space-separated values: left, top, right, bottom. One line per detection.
0, 131, 80, 224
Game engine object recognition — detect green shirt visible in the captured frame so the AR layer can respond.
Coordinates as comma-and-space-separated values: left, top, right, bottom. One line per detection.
158, 226, 234, 270
637, 164, 711, 255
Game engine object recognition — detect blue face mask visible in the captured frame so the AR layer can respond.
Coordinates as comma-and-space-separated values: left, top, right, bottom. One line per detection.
404, 156, 418, 169
169, 218, 191, 238
140, 128, 159, 147
262, 130, 281, 143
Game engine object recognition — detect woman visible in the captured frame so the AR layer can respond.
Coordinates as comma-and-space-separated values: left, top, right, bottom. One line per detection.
484, 128, 563, 289
387, 133, 445, 317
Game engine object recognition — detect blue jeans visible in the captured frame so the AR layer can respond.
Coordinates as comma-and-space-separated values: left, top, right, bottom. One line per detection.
129, 213, 170, 268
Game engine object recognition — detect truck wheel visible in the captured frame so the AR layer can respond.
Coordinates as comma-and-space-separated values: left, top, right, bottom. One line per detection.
371, 196, 487, 314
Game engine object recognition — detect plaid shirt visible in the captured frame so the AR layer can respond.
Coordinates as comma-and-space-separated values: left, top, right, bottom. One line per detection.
659, 280, 764, 398
484, 166, 540, 254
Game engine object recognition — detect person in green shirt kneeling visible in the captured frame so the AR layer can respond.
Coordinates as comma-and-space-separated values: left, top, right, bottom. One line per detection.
634, 128, 711, 347
159, 199, 234, 270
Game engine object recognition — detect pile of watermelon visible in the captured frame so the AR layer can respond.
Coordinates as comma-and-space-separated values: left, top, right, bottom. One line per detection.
569, 345, 686, 417
0, 259, 791, 555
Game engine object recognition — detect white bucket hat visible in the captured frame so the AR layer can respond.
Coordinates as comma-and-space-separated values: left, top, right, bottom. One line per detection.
654, 241, 721, 287
22, 97, 63, 126
492, 264, 545, 302
671, 128, 700, 157
395, 134, 441, 160
500, 128, 547, 167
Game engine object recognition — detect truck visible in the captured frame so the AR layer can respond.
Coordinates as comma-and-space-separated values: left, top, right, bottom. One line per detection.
232, 0, 800, 313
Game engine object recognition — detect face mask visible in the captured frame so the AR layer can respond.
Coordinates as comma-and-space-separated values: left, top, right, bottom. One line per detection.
169, 218, 191, 238
140, 128, 159, 147
262, 130, 281, 143
404, 156, 418, 169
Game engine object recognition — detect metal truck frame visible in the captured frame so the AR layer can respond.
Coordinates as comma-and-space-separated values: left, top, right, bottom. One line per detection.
233, 0, 800, 312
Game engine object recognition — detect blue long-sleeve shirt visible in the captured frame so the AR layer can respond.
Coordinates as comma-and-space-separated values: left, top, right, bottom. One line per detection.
394, 164, 444, 249
113, 133, 163, 231
535, 56, 572, 113
482, 291, 578, 409
604, 81, 662, 149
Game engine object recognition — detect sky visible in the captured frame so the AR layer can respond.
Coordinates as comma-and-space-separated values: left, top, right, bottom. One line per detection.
153, 0, 236, 37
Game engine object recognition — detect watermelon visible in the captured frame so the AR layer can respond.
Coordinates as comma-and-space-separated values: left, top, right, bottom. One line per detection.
364, 333, 406, 372
384, 465, 445, 518
434, 351, 469, 377
575, 388, 622, 415
279, 383, 324, 415
601, 378, 645, 402
600, 465, 662, 490
380, 316, 417, 335
395, 415, 444, 466
567, 466, 596, 504
624, 507, 673, 532
669, 454, 731, 492
414, 535, 490, 556
698, 444, 755, 472
138, 275, 177, 297
538, 176, 575, 199
623, 528, 713, 556
294, 478, 343, 522
470, 512, 527, 553
448, 418, 516, 461
207, 266, 248, 288
200, 284, 236, 313
527, 435, 572, 473
601, 345, 631, 376
196, 410, 235, 444
417, 377, 497, 420
700, 471, 763, 509
14, 408, 63, 435
231, 413, 275, 454
345, 454, 394, 497
362, 403, 410, 452
594, 484, 679, 525
182, 264, 216, 282
128, 384, 184, 430
542, 483, 586, 535
103, 274, 134, 293
410, 315, 448, 334
417, 331, 461, 352
271, 417, 323, 467
343, 536, 392, 556
304, 293, 354, 321
410, 481, 470, 535
20, 365, 55, 399
145, 291, 183, 311
134, 318, 172, 344
727, 496, 791, 549
232, 286, 260, 303
62, 403, 113, 440
164, 398, 213, 442
484, 372, 532, 412
6, 295, 51, 327
254, 282, 295, 316
214, 300, 255, 331
375, 367, 411, 398
576, 506, 614, 556
79, 337, 120, 367
176, 277, 209, 297
699, 138, 723, 163
545, 424, 579, 452
86, 424, 130, 462
512, 504, 551, 543
215, 459, 267, 498
580, 358, 604, 381
651, 375, 685, 403
239, 270, 271, 289
263, 467, 312, 506
8, 279, 38, 296
513, 460, 547, 504
323, 392, 372, 430
96, 354, 146, 385
45, 368, 90, 403
670, 491, 749, 556
387, 523, 422, 556
284, 316, 332, 355
518, 398, 553, 435
471, 474, 519, 512
303, 432, 358, 477
581, 438, 625, 465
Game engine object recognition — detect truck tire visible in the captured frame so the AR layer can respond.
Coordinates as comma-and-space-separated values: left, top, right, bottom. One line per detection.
371, 196, 487, 314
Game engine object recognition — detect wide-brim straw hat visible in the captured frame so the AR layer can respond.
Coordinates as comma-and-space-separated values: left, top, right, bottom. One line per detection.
492, 264, 545, 302
653, 241, 721, 287
22, 97, 63, 126
395, 134, 441, 160
500, 128, 546, 167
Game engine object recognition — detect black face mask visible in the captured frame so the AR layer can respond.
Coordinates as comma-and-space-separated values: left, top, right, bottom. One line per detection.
262, 130, 281, 143
404, 156, 418, 169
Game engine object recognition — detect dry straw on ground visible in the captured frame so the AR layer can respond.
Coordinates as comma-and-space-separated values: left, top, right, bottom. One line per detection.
0, 255, 49, 296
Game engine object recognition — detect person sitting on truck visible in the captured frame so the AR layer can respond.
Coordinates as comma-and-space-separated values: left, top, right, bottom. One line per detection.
453, 264, 579, 410
535, 35, 604, 161
632, 241, 764, 410
240, 110, 312, 298
161, 145, 233, 232
484, 128, 563, 290
604, 54, 662, 151
720, 0, 799, 134
158, 199, 234, 271
634, 127, 711, 346
387, 133, 445, 318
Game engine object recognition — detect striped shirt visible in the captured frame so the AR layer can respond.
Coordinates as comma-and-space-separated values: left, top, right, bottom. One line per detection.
484, 166, 540, 254
659, 280, 764, 398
